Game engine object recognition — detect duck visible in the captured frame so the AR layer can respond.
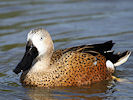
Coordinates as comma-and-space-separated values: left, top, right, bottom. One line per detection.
13, 28, 131, 87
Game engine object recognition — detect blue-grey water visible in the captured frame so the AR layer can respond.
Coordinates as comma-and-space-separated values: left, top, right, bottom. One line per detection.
0, 0, 133, 100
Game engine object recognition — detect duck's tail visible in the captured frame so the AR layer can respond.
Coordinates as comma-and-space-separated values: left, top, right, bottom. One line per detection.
113, 51, 131, 67
109, 51, 131, 83
105, 50, 131, 73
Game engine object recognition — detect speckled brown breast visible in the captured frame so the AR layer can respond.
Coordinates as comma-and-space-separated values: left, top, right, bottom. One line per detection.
21, 50, 112, 87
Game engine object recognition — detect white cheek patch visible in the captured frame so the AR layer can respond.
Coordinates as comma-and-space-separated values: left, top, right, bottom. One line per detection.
27, 33, 47, 56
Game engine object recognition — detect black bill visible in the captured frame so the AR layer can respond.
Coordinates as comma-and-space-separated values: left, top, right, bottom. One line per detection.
13, 40, 38, 74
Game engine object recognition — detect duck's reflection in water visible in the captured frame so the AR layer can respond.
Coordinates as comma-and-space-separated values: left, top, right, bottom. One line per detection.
26, 80, 115, 100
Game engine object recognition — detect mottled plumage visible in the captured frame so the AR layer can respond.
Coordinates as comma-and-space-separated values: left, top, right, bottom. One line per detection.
13, 28, 131, 87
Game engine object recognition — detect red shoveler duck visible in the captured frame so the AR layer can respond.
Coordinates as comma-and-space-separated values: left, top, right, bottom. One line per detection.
13, 28, 131, 87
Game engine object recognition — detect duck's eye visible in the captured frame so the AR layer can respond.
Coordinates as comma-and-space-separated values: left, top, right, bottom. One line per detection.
40, 37, 43, 40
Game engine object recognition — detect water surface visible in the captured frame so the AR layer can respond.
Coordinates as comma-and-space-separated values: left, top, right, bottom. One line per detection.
0, 0, 133, 100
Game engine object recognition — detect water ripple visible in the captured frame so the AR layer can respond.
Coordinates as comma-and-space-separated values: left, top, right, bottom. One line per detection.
0, 0, 133, 100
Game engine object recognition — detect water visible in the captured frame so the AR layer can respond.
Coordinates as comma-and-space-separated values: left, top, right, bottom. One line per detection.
0, 0, 133, 100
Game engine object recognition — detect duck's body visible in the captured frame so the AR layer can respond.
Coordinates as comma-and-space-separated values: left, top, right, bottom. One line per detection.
13, 28, 131, 87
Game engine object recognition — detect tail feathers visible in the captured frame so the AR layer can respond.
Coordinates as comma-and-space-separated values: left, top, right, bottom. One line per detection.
106, 51, 131, 73
114, 51, 131, 67
96, 40, 115, 52
103, 40, 115, 51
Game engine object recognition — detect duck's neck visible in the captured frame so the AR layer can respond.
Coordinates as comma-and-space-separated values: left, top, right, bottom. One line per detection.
29, 54, 52, 73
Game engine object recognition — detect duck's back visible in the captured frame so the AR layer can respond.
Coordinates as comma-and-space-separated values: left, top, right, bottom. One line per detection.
48, 50, 112, 87
41, 41, 114, 87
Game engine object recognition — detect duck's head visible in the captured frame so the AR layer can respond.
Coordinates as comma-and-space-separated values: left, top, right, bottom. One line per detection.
13, 28, 54, 74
